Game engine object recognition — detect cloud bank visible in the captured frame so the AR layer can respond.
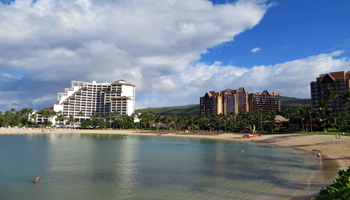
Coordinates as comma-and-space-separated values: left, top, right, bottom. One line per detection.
0, 0, 271, 110
0, 0, 349, 111
177, 51, 350, 108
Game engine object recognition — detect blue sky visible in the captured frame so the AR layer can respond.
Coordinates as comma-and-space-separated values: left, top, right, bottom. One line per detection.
203, 0, 350, 67
0, 0, 350, 111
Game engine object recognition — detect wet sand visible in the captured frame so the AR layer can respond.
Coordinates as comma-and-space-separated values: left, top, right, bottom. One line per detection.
1, 128, 349, 199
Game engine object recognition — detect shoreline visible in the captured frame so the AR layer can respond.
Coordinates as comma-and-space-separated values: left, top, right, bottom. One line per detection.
1, 128, 349, 199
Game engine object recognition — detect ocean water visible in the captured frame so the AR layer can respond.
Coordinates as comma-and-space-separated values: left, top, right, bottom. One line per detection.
0, 134, 312, 200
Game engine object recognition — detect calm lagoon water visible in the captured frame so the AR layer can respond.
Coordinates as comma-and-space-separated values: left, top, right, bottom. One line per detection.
0, 134, 312, 200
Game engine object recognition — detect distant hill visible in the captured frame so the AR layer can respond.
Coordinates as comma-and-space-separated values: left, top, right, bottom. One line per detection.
135, 96, 311, 116
136, 104, 199, 116
280, 96, 311, 112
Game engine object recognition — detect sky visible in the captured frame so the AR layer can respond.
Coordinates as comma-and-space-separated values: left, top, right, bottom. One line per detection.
1, 0, 350, 111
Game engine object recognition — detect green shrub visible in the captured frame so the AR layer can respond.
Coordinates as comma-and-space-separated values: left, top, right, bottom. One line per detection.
327, 127, 338, 132
311, 166, 350, 200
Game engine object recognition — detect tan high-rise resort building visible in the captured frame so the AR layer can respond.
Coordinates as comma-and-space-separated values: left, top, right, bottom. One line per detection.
200, 88, 280, 116
249, 90, 280, 113
311, 71, 350, 113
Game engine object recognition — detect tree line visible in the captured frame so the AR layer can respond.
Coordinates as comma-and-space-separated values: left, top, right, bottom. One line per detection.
0, 108, 34, 127
1, 89, 349, 132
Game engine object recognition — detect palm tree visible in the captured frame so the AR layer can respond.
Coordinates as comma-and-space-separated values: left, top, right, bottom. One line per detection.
103, 113, 109, 122
318, 99, 329, 131
56, 114, 66, 127
226, 112, 236, 132
177, 116, 186, 132
95, 113, 100, 120
297, 107, 306, 132
305, 105, 314, 132
216, 114, 224, 132
245, 111, 253, 129
267, 111, 276, 133
283, 108, 295, 131
20, 108, 33, 125
37, 110, 45, 125
325, 87, 339, 126
130, 113, 136, 128
189, 115, 197, 132
198, 113, 208, 131
26, 108, 34, 122
68, 115, 75, 127
161, 115, 169, 131
154, 114, 161, 131
222, 115, 229, 132
78, 111, 84, 124
49, 111, 57, 124
30, 114, 36, 124
170, 114, 179, 131
109, 111, 119, 120
257, 108, 265, 132
3, 110, 13, 127
340, 90, 350, 113
138, 112, 149, 129
236, 113, 245, 130
326, 87, 338, 114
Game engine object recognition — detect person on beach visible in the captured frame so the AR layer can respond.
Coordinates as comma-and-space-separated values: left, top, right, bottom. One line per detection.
317, 151, 322, 161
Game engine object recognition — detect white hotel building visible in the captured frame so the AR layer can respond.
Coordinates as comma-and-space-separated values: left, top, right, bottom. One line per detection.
46, 80, 135, 125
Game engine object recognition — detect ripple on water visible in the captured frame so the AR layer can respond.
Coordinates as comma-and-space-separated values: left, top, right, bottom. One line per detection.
0, 134, 313, 200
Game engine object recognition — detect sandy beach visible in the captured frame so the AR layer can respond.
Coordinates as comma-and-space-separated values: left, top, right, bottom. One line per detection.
1, 128, 349, 199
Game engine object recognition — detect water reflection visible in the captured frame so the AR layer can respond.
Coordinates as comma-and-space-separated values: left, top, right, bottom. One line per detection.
0, 134, 315, 200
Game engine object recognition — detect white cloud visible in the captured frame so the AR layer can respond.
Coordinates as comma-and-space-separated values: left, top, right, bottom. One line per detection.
0, 0, 271, 111
136, 51, 350, 109
181, 51, 350, 102
0, 73, 21, 80
251, 47, 261, 53
0, 1, 349, 112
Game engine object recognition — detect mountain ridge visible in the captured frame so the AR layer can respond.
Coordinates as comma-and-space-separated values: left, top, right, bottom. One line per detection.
135, 96, 311, 116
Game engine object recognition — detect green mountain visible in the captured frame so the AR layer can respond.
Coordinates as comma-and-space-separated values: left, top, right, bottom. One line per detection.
136, 104, 200, 116
135, 96, 311, 116
280, 96, 311, 112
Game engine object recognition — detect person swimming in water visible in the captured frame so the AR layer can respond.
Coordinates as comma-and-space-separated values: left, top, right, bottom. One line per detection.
33, 177, 41, 183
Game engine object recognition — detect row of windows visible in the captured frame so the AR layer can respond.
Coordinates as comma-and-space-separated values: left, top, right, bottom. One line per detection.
318, 82, 347, 87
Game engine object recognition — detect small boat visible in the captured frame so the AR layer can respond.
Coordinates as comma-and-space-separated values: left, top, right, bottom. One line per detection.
158, 134, 167, 136
243, 134, 260, 138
